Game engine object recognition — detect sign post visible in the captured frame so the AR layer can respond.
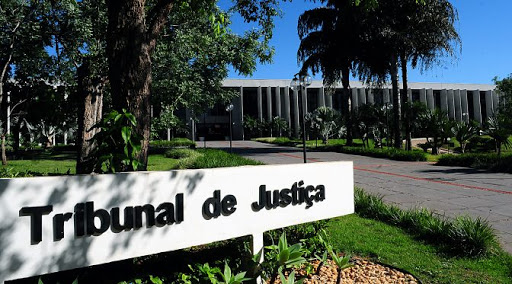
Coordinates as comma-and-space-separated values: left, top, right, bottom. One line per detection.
0, 162, 353, 283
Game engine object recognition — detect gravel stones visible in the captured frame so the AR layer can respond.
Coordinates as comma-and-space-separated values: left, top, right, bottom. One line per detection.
269, 257, 419, 284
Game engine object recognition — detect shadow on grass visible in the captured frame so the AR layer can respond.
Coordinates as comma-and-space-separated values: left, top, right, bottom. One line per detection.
8, 149, 76, 161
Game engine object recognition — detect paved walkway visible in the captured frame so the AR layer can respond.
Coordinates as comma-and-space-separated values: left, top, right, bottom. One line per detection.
200, 140, 512, 253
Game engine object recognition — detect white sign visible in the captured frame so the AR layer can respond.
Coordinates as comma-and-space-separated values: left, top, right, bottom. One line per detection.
0, 162, 353, 283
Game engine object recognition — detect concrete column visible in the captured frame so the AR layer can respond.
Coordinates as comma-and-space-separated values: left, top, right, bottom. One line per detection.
64, 131, 67, 145
351, 88, 359, 111
427, 89, 435, 110
407, 88, 412, 102
472, 90, 482, 124
492, 90, 499, 113
358, 88, 366, 106
383, 88, 390, 104
454, 90, 462, 122
284, 88, 291, 127
266, 87, 272, 121
318, 87, 326, 107
447, 89, 455, 119
485, 90, 494, 118
367, 89, 374, 104
420, 88, 427, 104
325, 87, 333, 108
441, 89, 448, 114
257, 86, 263, 121
275, 87, 282, 118
292, 88, 300, 137
233, 87, 244, 140
460, 90, 469, 123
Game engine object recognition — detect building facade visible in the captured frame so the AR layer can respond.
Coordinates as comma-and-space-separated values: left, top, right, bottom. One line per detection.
188, 79, 499, 140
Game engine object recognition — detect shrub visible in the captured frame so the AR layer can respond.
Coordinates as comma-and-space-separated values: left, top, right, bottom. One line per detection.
254, 137, 297, 146
0, 167, 34, 178
176, 149, 263, 169
332, 146, 427, 161
466, 136, 495, 152
449, 216, 497, 257
150, 138, 195, 148
437, 153, 512, 173
164, 148, 197, 159
354, 188, 497, 256
51, 144, 78, 152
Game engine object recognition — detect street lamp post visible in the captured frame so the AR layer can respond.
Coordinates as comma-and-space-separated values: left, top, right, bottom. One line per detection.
290, 72, 312, 163
226, 103, 234, 153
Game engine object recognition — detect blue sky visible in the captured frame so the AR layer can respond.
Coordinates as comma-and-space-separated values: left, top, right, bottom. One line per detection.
222, 0, 512, 84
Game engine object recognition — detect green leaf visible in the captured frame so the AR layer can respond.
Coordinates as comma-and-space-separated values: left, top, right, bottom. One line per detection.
223, 263, 232, 282
278, 232, 287, 252
124, 145, 129, 157
278, 248, 290, 265
125, 113, 137, 126
285, 257, 306, 267
71, 278, 78, 284
121, 126, 131, 143
149, 275, 163, 284
288, 243, 302, 253
132, 160, 139, 171
38, 278, 44, 284
114, 114, 123, 122
279, 270, 287, 284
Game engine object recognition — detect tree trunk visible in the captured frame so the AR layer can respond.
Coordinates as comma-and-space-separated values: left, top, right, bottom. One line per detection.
13, 121, 20, 154
106, 0, 173, 171
390, 54, 402, 149
401, 55, 412, 151
76, 59, 104, 174
341, 66, 353, 146
1, 134, 7, 165
432, 137, 439, 155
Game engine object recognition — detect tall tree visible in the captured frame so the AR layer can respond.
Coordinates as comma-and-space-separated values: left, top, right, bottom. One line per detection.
0, 0, 50, 163
43, 0, 108, 174
396, 0, 460, 150
297, 1, 368, 146
105, 0, 279, 170
152, 2, 272, 117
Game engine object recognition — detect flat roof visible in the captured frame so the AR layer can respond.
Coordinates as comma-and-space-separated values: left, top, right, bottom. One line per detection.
223, 79, 496, 91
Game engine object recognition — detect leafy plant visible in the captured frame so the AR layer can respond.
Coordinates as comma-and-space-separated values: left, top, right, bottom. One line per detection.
313, 229, 332, 275
355, 188, 499, 256
417, 108, 453, 155
485, 115, 512, 156
330, 252, 352, 284
92, 109, 143, 172
278, 270, 303, 284
452, 120, 479, 153
216, 263, 251, 284
164, 148, 197, 159
265, 232, 306, 284
305, 107, 340, 144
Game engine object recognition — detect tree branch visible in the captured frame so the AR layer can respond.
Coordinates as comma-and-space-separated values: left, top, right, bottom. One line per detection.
146, 0, 174, 48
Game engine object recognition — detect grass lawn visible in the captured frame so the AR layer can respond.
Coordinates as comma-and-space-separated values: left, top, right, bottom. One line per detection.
3, 147, 512, 283
2, 149, 261, 175
328, 214, 512, 283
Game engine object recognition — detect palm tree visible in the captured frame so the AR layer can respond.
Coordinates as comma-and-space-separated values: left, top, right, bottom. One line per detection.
355, 0, 460, 150
418, 108, 453, 155
398, 0, 460, 151
485, 115, 512, 156
297, 1, 368, 147
452, 121, 479, 154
